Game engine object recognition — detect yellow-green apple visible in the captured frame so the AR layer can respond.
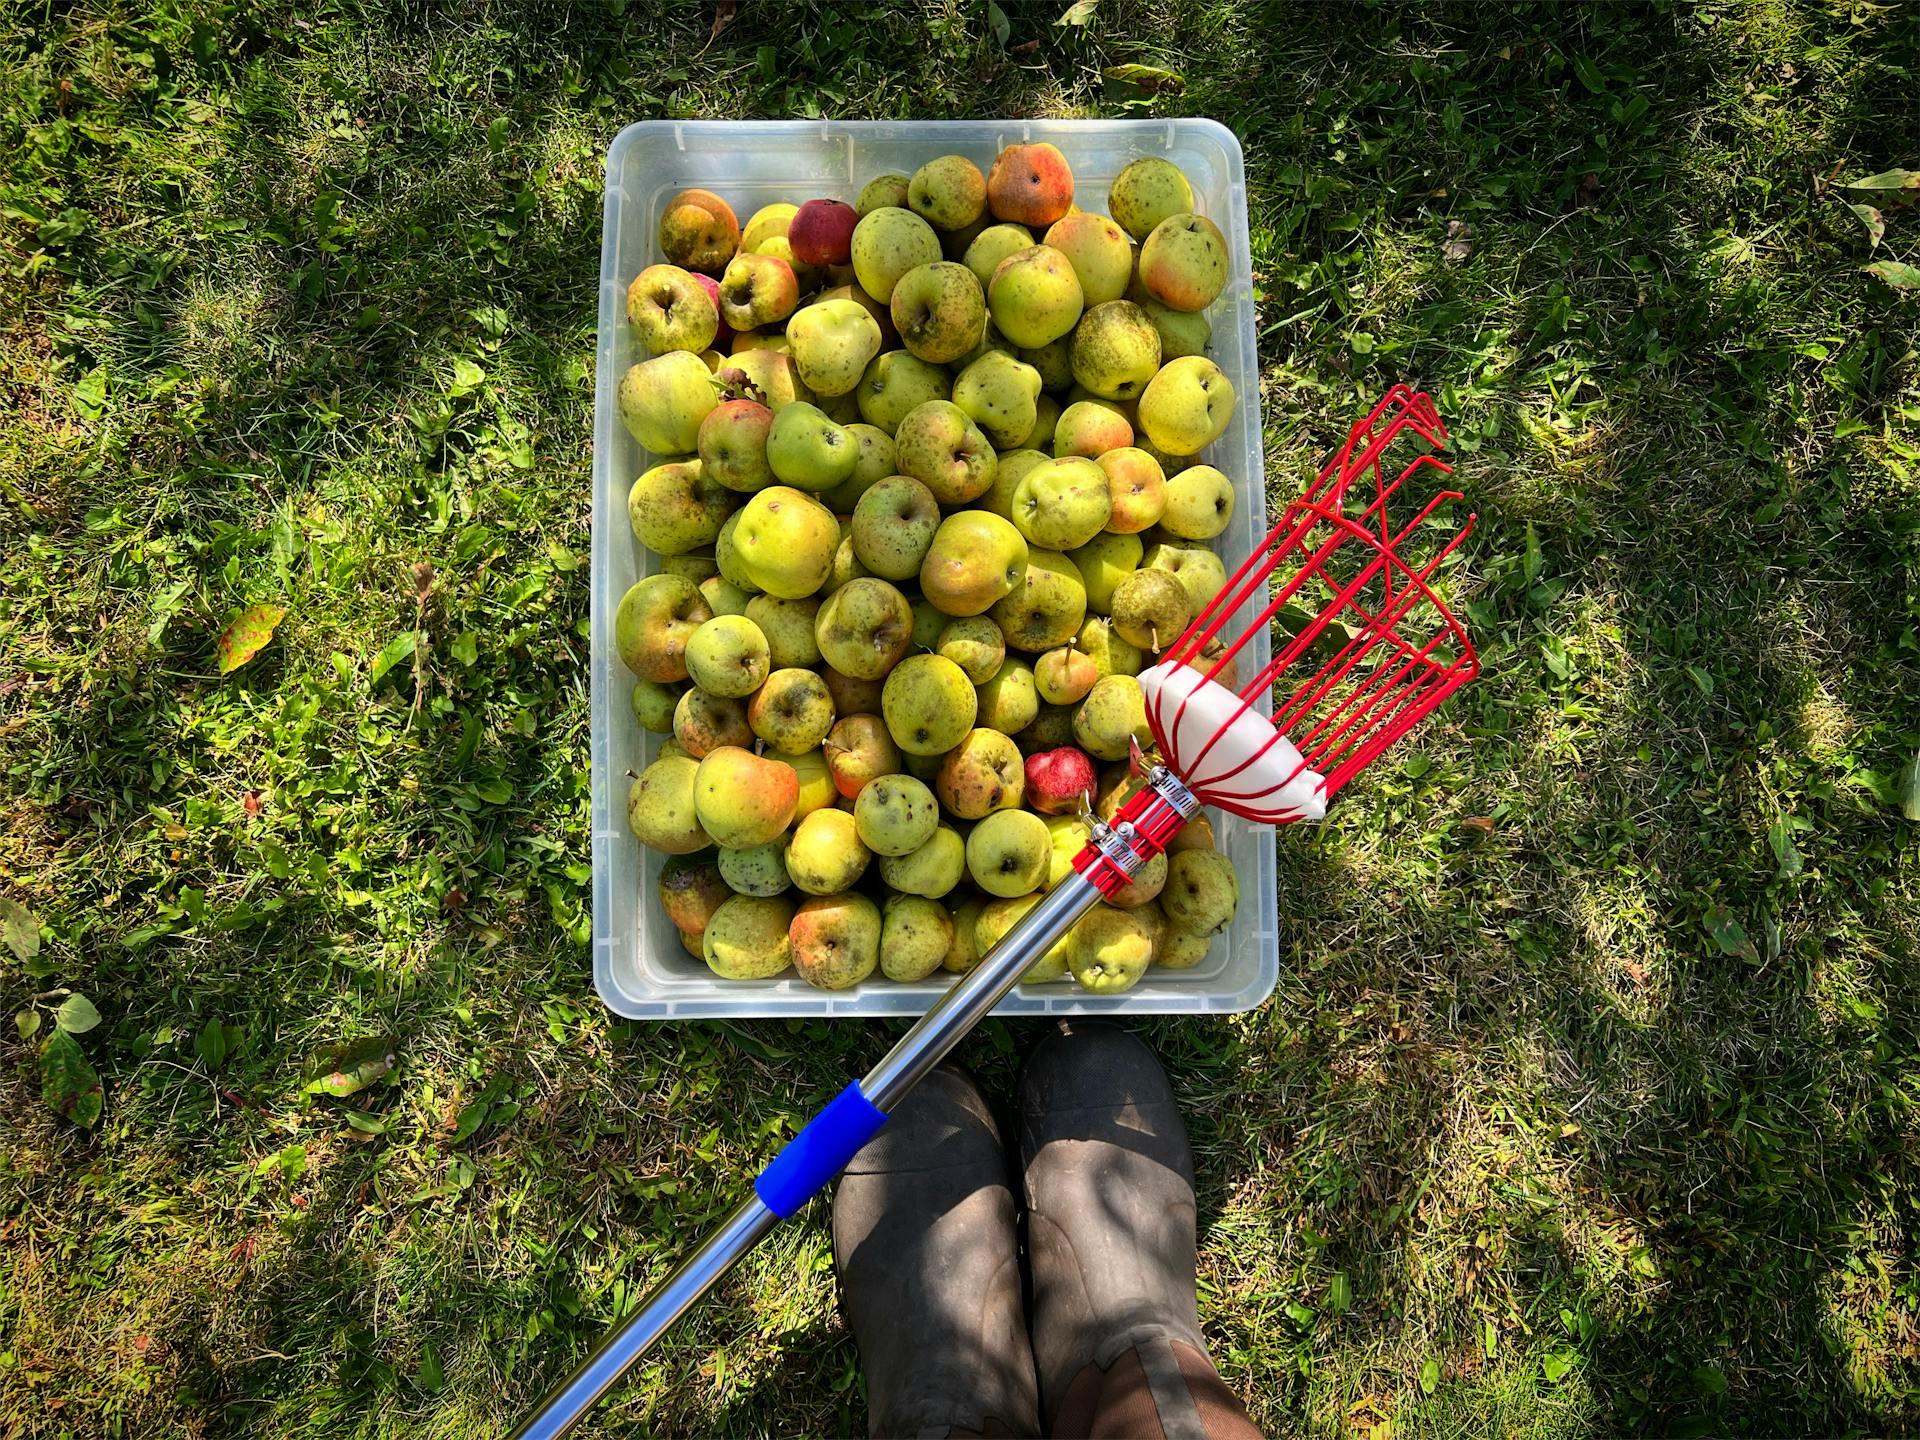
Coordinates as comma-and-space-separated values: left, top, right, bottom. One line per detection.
740, 201, 798, 254
1024, 393, 1062, 452
880, 895, 952, 982
786, 807, 871, 896
1020, 703, 1078, 753
701, 567, 751, 618
619, 350, 719, 454
659, 188, 739, 273
1076, 616, 1144, 679
627, 264, 719, 354
1034, 645, 1098, 705
821, 421, 896, 512
719, 348, 810, 410
1156, 925, 1210, 970
765, 401, 858, 492
889, 261, 987, 364
883, 653, 977, 755
1168, 811, 1215, 853
659, 855, 729, 936
850, 207, 942, 304
1139, 296, 1210, 360
1011, 455, 1112, 550
856, 174, 911, 216
829, 516, 868, 593
1098, 447, 1168, 534
1110, 567, 1191, 652
692, 745, 798, 849
1162, 849, 1238, 935
1137, 355, 1234, 455
748, 667, 835, 754
1073, 674, 1150, 760
962, 223, 1035, 291
1067, 531, 1143, 614
894, 399, 997, 504
941, 212, 990, 264
1143, 541, 1227, 614
966, 810, 1051, 898
733, 485, 837, 598
696, 398, 775, 493
1159, 463, 1234, 540
991, 548, 1088, 653
880, 825, 966, 900
785, 299, 883, 397
941, 893, 983, 971
712, 512, 762, 595
816, 282, 897, 349
1070, 300, 1162, 400
702, 894, 794, 979
1044, 812, 1091, 888
717, 251, 800, 331
910, 596, 946, 652
936, 727, 1025, 819
824, 712, 899, 798
774, 748, 838, 820
850, 475, 941, 581
616, 573, 712, 682
854, 350, 951, 434
627, 458, 732, 556
731, 331, 788, 354
1025, 745, 1096, 816
673, 687, 752, 758
920, 511, 1029, 616
952, 351, 1042, 450
632, 679, 682, 733
744, 596, 821, 668
936, 615, 1006, 684
815, 577, 913, 680
661, 550, 718, 583
627, 754, 710, 853
1108, 849, 1167, 909
691, 272, 732, 350
1044, 212, 1133, 306
853, 772, 940, 856
1138, 212, 1229, 312
908, 154, 988, 231
1051, 398, 1133, 458
789, 891, 881, 989
1019, 333, 1076, 392
977, 893, 1072, 980
976, 655, 1040, 734
789, 198, 858, 267
1069, 906, 1155, 993
822, 667, 885, 719
716, 837, 791, 898
979, 448, 1050, 519
986, 142, 1075, 227
1107, 158, 1194, 241
750, 231, 824, 298
988, 245, 1084, 349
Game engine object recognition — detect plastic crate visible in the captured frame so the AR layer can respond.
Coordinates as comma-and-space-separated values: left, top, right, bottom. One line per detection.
592, 119, 1278, 1019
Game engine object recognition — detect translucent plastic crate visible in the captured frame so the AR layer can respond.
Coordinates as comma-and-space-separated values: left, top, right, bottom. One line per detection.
592, 119, 1277, 1019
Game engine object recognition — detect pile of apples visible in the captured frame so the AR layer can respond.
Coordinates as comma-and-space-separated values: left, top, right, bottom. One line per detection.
615, 142, 1242, 996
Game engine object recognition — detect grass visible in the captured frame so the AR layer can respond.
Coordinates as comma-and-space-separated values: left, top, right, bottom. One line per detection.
3, 0, 1919, 1434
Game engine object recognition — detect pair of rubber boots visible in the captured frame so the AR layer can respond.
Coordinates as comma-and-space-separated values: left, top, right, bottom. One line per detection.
833, 1022, 1260, 1439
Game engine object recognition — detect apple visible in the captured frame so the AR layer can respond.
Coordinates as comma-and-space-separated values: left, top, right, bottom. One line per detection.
893, 399, 997, 505
673, 687, 752, 758
747, 667, 834, 754
628, 754, 710, 855
853, 772, 941, 856
773, 749, 837, 821
1138, 296, 1210, 360
684, 614, 770, 698
1161, 849, 1239, 936
1044, 212, 1133, 306
910, 596, 947, 653
1051, 397, 1133, 459
855, 174, 911, 216
1157, 927, 1211, 971
765, 401, 858, 492
907, 154, 988, 231
627, 263, 720, 354
1024, 392, 1062, 452
1138, 212, 1228, 313
616, 573, 712, 683
965, 809, 1051, 898
785, 299, 883, 398
696, 398, 775, 493
716, 836, 791, 899
936, 615, 1006, 684
1107, 158, 1194, 241
740, 201, 799, 254
815, 577, 914, 680
816, 282, 898, 349
962, 222, 1036, 291
1025, 745, 1096, 815
979, 448, 1050, 519
823, 664, 886, 716
659, 188, 740, 273
658, 855, 730, 936
789, 891, 881, 989
719, 348, 810, 411
786, 807, 872, 897
1107, 850, 1167, 909
1097, 447, 1169, 534
937, 727, 1026, 819
1073, 674, 1151, 760
619, 350, 719, 455
1110, 568, 1191, 653
1143, 541, 1228, 615
1067, 530, 1142, 615
880, 894, 953, 983
1034, 645, 1098, 705
632, 679, 682, 733
1069, 300, 1162, 400
851, 475, 941, 582
751, 230, 825, 297
1011, 455, 1112, 551
1018, 703, 1078, 753
821, 421, 897, 513
717, 251, 800, 331
1159, 464, 1235, 540
882, 653, 977, 755
952, 351, 1042, 451
661, 551, 719, 584
626, 458, 733, 557
693, 745, 798, 849
854, 349, 951, 434
890, 261, 987, 364
732, 485, 838, 598
988, 245, 1084, 349
699, 570, 750, 620
879, 825, 966, 900
790, 198, 859, 267
1068, 906, 1155, 993
991, 548, 1088, 654
825, 712, 900, 798
699, 894, 794, 978
977, 893, 1072, 980
1136, 355, 1234, 456
1019, 333, 1076, 393
986, 142, 1074, 227
1076, 616, 1144, 679
850, 206, 943, 304
920, 511, 1029, 616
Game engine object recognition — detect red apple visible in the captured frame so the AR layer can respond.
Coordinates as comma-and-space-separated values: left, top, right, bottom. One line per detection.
1025, 746, 1097, 816
789, 199, 859, 268
691, 271, 732, 348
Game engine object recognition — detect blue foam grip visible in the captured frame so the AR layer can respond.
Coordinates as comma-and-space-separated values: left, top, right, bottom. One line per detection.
753, 1081, 890, 1218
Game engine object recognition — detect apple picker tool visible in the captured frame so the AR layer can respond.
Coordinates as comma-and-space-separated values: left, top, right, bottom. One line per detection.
514, 385, 1478, 1438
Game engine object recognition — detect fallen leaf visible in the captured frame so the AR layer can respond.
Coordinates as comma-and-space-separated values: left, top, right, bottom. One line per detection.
55, 993, 101, 1034
369, 630, 418, 685
305, 1035, 399, 1098
1866, 260, 1920, 291
1056, 0, 1097, 25
1703, 903, 1758, 961
1460, 816, 1494, 838
1841, 167, 1920, 207
1102, 63, 1184, 95
215, 604, 288, 674
2, 898, 42, 964
40, 1029, 103, 1127
1846, 202, 1885, 250
243, 789, 265, 815
710, 0, 738, 39
1622, 958, 1651, 985
1442, 220, 1474, 264
1900, 750, 1920, 821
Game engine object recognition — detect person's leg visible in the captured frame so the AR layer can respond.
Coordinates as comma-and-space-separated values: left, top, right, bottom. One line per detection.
1018, 1022, 1261, 1440
833, 1066, 1041, 1439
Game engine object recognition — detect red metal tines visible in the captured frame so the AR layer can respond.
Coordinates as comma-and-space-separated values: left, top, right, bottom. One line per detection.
1146, 386, 1479, 822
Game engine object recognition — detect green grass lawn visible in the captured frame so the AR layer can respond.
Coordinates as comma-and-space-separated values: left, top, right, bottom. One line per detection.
4, 1, 1919, 1435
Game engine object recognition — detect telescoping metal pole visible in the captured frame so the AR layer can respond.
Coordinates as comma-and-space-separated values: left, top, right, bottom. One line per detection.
510, 770, 1198, 1440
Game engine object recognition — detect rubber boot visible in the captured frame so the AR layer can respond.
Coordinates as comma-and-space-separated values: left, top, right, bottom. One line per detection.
832, 1067, 1041, 1439
1018, 1022, 1260, 1439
